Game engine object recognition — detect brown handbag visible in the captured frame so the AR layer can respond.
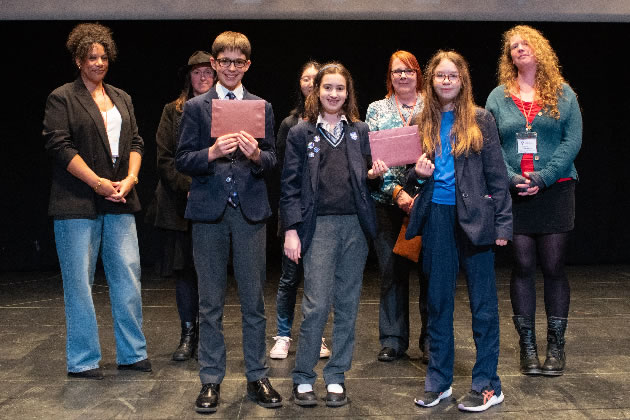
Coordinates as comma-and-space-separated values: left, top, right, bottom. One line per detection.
392, 216, 422, 263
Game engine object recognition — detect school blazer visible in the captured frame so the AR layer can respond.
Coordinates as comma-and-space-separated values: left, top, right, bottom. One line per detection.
406, 108, 513, 245
43, 77, 144, 218
175, 86, 276, 223
280, 120, 378, 253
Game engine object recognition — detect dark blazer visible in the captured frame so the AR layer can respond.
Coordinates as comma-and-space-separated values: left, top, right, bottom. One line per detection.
280, 120, 378, 253
150, 101, 190, 231
175, 86, 276, 223
43, 78, 144, 219
406, 108, 512, 245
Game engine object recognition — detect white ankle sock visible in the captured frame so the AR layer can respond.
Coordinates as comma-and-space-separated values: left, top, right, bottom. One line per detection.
327, 383, 343, 393
297, 384, 313, 393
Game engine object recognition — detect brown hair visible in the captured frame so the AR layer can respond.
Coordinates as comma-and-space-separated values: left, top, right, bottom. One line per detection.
175, 64, 216, 113
66, 23, 117, 64
211, 31, 251, 60
415, 50, 482, 158
498, 25, 566, 119
304, 62, 360, 124
386, 50, 423, 98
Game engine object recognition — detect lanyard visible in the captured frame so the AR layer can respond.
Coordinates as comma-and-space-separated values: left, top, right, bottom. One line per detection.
394, 94, 416, 127
515, 92, 535, 131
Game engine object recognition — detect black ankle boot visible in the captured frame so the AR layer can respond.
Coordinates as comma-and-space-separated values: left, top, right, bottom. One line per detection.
541, 316, 567, 376
512, 315, 541, 375
172, 321, 196, 361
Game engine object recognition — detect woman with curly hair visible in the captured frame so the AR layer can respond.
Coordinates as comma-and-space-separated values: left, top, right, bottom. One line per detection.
43, 23, 150, 379
408, 50, 511, 412
486, 25, 582, 377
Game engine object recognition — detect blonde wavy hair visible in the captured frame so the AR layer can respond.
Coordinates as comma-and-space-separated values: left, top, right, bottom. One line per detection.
498, 25, 566, 119
414, 50, 482, 158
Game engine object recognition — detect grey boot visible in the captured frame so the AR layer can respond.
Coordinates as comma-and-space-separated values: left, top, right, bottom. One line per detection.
541, 316, 567, 376
512, 315, 542, 375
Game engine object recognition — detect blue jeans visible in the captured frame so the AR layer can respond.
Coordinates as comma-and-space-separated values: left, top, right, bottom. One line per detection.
292, 215, 368, 385
193, 206, 269, 384
275, 250, 303, 337
422, 203, 501, 395
54, 214, 147, 373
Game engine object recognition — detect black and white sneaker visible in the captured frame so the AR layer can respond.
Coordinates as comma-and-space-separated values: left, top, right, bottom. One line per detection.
457, 387, 504, 412
414, 386, 452, 407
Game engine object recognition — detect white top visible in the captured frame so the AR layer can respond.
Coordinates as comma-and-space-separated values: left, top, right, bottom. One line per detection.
101, 105, 122, 159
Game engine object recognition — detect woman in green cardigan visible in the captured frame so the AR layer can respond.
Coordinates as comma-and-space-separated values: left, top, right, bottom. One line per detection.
486, 25, 582, 377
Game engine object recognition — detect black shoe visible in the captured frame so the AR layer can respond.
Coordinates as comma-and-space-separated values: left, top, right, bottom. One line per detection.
292, 384, 317, 406
67, 367, 104, 380
541, 316, 567, 376
513, 315, 542, 375
172, 321, 197, 361
247, 377, 282, 408
117, 359, 152, 372
325, 383, 348, 407
195, 383, 220, 413
377, 346, 403, 362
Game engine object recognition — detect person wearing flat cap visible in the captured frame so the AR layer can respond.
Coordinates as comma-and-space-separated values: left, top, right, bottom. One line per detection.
147, 50, 215, 361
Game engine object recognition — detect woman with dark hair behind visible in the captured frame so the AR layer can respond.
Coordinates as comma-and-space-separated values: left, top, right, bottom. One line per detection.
149, 51, 215, 361
43, 23, 151, 379
269, 60, 332, 361
408, 50, 511, 412
486, 25, 582, 377
365, 50, 429, 364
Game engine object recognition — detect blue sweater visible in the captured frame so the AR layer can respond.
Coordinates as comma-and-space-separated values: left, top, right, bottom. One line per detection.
485, 83, 582, 186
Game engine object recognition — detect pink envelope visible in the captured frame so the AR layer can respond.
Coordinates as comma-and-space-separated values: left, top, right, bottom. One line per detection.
369, 125, 423, 167
211, 99, 266, 138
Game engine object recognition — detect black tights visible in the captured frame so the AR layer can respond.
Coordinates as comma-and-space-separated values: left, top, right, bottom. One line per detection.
510, 232, 570, 318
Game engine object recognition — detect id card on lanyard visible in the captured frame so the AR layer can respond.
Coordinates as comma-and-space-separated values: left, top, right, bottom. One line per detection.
516, 131, 537, 154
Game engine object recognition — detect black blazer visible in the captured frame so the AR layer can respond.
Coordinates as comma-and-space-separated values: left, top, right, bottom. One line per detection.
175, 86, 276, 223
43, 78, 144, 219
280, 120, 377, 254
406, 108, 513, 245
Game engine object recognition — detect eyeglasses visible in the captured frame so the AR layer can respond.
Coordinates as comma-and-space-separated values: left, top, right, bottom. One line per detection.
434, 72, 460, 82
391, 69, 416, 78
191, 69, 214, 78
215, 58, 248, 68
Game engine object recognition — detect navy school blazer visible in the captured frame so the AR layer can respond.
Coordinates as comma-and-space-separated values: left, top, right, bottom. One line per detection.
280, 120, 378, 254
175, 86, 277, 223
406, 108, 513, 245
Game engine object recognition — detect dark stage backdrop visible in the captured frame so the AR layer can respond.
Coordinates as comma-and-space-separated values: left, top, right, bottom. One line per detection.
0, 20, 627, 270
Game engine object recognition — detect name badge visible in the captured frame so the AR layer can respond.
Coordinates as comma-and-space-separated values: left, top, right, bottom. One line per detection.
516, 131, 537, 154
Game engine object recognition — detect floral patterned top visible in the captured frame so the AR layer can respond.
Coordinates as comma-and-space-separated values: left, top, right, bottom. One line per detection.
365, 94, 424, 205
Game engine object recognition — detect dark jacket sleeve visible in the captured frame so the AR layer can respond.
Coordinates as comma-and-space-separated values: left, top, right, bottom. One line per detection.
157, 102, 191, 194
176, 98, 215, 176
279, 124, 306, 231
43, 89, 79, 168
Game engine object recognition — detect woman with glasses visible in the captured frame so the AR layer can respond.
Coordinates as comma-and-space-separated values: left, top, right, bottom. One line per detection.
407, 50, 511, 412
486, 25, 582, 377
365, 50, 429, 364
148, 51, 215, 361
269, 61, 333, 360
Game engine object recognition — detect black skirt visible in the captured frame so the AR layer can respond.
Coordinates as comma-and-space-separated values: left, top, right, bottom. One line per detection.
512, 179, 576, 234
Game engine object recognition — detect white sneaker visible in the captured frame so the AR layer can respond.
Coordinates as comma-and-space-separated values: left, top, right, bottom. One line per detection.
270, 336, 291, 359
319, 337, 331, 358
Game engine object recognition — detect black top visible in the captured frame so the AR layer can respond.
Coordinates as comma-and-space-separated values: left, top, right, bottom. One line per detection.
316, 135, 357, 216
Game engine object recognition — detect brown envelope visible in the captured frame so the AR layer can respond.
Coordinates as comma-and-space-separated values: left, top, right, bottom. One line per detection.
211, 99, 266, 138
368, 125, 423, 167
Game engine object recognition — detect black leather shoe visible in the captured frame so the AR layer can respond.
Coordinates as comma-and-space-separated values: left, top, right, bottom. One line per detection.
117, 359, 152, 372
172, 321, 197, 361
195, 383, 220, 413
325, 383, 348, 407
247, 377, 283, 408
292, 384, 317, 406
378, 347, 403, 362
67, 367, 104, 380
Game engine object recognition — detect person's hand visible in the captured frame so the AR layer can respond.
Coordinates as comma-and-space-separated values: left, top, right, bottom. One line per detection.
105, 175, 137, 203
495, 238, 508, 246
93, 177, 117, 198
414, 153, 435, 178
237, 130, 261, 164
396, 190, 414, 214
208, 133, 239, 161
284, 229, 301, 264
368, 159, 388, 179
